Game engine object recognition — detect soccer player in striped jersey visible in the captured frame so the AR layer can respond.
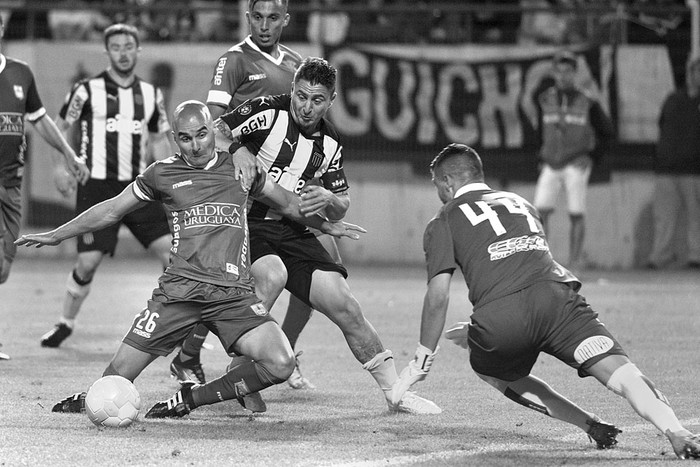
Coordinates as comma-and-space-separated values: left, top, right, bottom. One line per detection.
16, 100, 365, 418
214, 57, 441, 414
171, 0, 322, 390
40, 24, 173, 349
395, 143, 700, 458
0, 14, 89, 359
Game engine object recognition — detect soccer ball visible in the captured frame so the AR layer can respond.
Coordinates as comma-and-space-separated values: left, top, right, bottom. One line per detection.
85, 375, 141, 427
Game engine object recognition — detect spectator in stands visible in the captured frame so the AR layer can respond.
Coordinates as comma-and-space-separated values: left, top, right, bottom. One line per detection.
518, 0, 569, 45
647, 55, 700, 269
532, 51, 615, 272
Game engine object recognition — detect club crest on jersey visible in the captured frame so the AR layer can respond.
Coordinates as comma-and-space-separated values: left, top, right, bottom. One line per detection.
238, 104, 252, 116
13, 85, 24, 100
311, 151, 324, 167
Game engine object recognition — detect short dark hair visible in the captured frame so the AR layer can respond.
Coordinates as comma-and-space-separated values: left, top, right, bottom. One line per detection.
103, 23, 140, 49
553, 51, 578, 70
249, 0, 288, 11
430, 143, 484, 181
293, 57, 337, 93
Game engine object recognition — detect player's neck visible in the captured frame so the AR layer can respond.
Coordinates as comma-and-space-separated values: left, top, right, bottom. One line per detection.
106, 67, 136, 87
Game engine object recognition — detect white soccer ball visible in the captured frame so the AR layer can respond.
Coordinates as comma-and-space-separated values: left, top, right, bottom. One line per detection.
85, 375, 141, 428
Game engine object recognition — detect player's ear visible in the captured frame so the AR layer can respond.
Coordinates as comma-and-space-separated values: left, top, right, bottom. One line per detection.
283, 13, 290, 27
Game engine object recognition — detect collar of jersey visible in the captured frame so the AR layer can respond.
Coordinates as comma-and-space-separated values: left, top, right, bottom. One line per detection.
454, 182, 490, 198
245, 36, 285, 66
181, 152, 219, 170
0, 54, 5, 74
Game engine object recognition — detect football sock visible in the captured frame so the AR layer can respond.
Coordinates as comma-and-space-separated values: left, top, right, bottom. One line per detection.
64, 270, 92, 320
504, 375, 594, 431
59, 318, 75, 329
179, 323, 209, 360
606, 363, 684, 434
361, 349, 397, 399
281, 295, 313, 349
190, 358, 284, 408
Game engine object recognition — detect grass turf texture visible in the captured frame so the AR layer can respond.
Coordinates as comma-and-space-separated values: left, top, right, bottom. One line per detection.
1, 257, 698, 466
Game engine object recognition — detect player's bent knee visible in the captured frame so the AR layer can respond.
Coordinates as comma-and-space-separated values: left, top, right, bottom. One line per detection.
259, 355, 295, 382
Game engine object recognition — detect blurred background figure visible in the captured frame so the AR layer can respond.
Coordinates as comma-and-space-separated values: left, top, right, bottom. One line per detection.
532, 51, 615, 272
307, 0, 350, 46
646, 55, 700, 270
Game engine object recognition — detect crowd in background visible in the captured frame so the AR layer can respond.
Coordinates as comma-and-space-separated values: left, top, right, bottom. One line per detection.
0, 0, 690, 45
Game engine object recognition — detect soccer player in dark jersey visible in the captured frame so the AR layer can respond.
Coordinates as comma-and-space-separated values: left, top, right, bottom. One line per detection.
15, 100, 364, 418
393, 143, 700, 458
0, 14, 89, 359
39, 24, 174, 349
171, 0, 326, 390
214, 56, 441, 414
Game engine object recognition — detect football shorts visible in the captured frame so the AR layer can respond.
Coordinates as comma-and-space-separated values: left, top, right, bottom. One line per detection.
76, 179, 170, 255
0, 185, 21, 263
249, 218, 348, 306
468, 280, 626, 381
123, 274, 274, 356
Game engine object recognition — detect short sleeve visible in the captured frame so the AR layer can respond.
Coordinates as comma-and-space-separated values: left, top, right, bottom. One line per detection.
424, 214, 457, 281
59, 82, 89, 125
132, 162, 159, 202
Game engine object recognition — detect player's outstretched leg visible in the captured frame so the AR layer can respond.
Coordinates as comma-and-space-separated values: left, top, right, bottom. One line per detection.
590, 356, 700, 459
309, 271, 440, 413
477, 372, 621, 448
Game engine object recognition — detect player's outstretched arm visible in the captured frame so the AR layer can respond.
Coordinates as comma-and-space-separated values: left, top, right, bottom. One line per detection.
15, 186, 145, 248
256, 174, 366, 240
391, 272, 452, 405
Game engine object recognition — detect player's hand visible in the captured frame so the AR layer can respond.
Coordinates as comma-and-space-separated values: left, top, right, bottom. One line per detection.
14, 232, 62, 248
390, 344, 439, 405
445, 321, 470, 350
300, 185, 334, 217
231, 146, 259, 191
53, 167, 78, 198
319, 220, 366, 240
68, 155, 90, 185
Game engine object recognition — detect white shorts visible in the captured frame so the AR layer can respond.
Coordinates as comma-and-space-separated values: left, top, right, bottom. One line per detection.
533, 162, 592, 215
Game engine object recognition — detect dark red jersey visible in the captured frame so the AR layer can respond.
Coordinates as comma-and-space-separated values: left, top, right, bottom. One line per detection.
0, 55, 45, 187
133, 152, 267, 289
424, 182, 579, 308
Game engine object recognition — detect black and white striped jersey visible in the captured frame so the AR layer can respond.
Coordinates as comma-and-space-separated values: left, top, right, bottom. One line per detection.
218, 94, 349, 221
59, 71, 170, 181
